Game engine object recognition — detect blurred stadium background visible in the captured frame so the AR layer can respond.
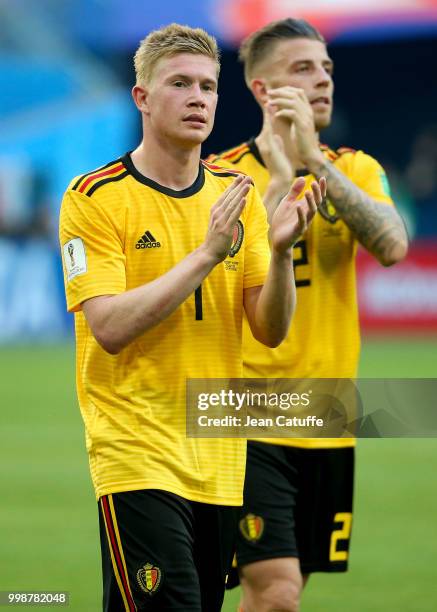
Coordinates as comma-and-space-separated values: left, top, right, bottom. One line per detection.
1, 1, 436, 610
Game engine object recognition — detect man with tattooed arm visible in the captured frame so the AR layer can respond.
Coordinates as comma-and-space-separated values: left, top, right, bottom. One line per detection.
209, 18, 408, 612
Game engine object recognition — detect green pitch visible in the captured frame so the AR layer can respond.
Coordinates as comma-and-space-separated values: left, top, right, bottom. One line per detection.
0, 338, 436, 611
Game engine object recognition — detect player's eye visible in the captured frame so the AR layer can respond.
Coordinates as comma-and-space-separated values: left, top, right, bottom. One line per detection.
173, 81, 187, 88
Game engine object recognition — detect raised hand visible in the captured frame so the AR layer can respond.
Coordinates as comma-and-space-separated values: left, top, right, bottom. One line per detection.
259, 103, 293, 186
202, 174, 252, 263
270, 176, 327, 255
267, 86, 320, 165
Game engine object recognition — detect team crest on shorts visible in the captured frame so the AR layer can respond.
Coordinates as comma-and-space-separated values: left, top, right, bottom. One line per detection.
318, 198, 339, 224
239, 513, 264, 543
229, 220, 244, 257
137, 563, 162, 595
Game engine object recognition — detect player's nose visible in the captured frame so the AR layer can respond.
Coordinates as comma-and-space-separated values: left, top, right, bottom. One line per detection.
314, 65, 332, 87
188, 83, 207, 106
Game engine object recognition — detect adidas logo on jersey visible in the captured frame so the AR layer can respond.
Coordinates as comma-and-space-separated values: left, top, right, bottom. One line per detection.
136, 231, 161, 249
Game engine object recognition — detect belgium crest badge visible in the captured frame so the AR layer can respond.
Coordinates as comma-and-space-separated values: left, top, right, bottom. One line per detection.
319, 198, 339, 224
239, 513, 264, 543
137, 562, 162, 595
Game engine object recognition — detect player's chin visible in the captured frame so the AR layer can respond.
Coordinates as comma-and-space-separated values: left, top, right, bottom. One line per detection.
180, 125, 211, 146
314, 112, 332, 131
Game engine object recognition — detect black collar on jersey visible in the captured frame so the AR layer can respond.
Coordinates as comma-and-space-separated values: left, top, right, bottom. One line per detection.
122, 153, 205, 198
247, 137, 311, 178
247, 137, 265, 168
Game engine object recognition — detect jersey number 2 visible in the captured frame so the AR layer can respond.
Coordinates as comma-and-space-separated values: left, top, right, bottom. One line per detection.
329, 512, 352, 561
293, 240, 311, 287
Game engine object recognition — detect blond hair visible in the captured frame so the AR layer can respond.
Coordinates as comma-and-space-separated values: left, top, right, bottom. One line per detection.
134, 23, 220, 85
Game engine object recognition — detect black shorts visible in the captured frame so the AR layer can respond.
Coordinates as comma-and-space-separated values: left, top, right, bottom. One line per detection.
98, 489, 240, 611
230, 442, 354, 582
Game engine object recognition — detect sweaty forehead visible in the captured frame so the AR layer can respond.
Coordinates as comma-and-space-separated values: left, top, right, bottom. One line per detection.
269, 38, 331, 68
153, 52, 218, 81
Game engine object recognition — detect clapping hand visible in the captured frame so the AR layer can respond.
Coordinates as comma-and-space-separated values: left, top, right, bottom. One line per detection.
270, 176, 327, 255
203, 174, 253, 263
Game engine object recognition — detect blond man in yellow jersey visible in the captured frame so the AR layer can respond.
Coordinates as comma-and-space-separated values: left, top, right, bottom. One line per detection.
209, 18, 408, 612
59, 23, 325, 612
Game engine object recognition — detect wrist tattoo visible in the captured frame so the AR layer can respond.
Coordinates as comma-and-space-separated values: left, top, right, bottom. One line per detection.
312, 160, 408, 264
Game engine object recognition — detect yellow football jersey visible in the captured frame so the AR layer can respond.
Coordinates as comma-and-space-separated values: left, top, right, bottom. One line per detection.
209, 140, 394, 448
59, 154, 270, 503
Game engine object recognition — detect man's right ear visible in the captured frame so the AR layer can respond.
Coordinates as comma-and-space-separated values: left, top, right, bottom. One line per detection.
132, 85, 150, 114
251, 78, 269, 106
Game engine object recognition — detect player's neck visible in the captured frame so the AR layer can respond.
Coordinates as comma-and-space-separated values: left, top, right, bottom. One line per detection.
131, 135, 201, 191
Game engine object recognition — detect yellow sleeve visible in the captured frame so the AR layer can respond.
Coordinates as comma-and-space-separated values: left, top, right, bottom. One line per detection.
59, 189, 126, 312
243, 186, 270, 288
340, 150, 395, 206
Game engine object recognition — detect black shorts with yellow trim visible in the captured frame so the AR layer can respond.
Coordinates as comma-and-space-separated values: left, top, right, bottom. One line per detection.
98, 489, 240, 611
227, 441, 354, 587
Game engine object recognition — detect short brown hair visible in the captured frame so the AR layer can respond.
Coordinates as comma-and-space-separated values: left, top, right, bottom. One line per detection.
134, 23, 220, 85
239, 18, 325, 84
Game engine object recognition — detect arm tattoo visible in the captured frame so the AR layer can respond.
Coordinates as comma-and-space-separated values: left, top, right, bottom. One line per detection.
311, 158, 408, 265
